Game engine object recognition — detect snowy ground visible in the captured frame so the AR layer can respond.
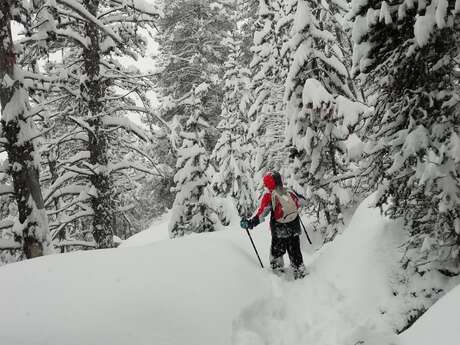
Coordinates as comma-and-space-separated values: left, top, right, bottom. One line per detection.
0, 196, 458, 345
120, 210, 171, 247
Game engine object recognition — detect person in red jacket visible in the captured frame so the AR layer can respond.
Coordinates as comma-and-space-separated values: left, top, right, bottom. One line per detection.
241, 171, 306, 279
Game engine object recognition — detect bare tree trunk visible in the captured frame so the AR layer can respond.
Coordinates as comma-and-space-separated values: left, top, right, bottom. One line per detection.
82, 0, 114, 248
0, 0, 50, 258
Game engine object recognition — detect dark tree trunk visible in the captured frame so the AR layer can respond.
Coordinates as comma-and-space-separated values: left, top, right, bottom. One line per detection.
82, 0, 114, 249
0, 0, 48, 258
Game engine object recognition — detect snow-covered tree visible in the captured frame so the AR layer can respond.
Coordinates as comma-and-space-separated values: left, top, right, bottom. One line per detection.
248, 0, 291, 181
21, 0, 160, 249
351, 0, 460, 269
157, 0, 235, 236
211, 37, 256, 217
0, 0, 52, 258
155, 0, 233, 145
169, 90, 219, 237
282, 0, 367, 241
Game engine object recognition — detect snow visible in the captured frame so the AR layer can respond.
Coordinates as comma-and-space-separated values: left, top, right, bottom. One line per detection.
414, 0, 437, 46
379, 1, 393, 24
400, 284, 460, 345
56, 0, 122, 44
232, 193, 405, 345
302, 78, 333, 108
121, 211, 171, 246
0, 223, 274, 345
1, 196, 459, 345
0, 238, 21, 250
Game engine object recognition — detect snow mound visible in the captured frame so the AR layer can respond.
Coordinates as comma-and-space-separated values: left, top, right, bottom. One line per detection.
232, 194, 405, 345
401, 284, 460, 345
0, 228, 273, 345
121, 211, 171, 247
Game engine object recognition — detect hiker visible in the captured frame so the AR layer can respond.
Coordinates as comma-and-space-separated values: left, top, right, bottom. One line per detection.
240, 171, 306, 279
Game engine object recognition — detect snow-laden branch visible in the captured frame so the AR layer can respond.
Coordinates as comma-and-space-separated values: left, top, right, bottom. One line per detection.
102, 14, 157, 25
45, 176, 88, 205
0, 185, 14, 196
102, 115, 150, 141
56, 0, 122, 44
111, 106, 170, 134
54, 240, 97, 248
107, 0, 161, 17
57, 151, 91, 170
109, 160, 155, 175
0, 239, 21, 250
121, 143, 166, 178
63, 165, 93, 177
27, 124, 56, 142
0, 220, 14, 230
47, 196, 92, 216
68, 116, 94, 135
50, 209, 94, 240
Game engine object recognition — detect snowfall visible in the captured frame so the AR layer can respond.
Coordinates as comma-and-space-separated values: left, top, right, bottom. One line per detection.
0, 194, 459, 345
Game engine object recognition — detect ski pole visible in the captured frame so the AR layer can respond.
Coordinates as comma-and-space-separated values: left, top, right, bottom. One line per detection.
245, 228, 264, 268
299, 218, 312, 245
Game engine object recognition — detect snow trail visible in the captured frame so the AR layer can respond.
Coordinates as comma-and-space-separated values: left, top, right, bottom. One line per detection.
232, 194, 404, 345
232, 266, 360, 345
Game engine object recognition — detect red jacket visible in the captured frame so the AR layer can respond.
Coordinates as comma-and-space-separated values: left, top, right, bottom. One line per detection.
255, 190, 301, 222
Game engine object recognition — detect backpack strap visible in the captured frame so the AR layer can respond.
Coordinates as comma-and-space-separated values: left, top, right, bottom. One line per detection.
270, 189, 279, 212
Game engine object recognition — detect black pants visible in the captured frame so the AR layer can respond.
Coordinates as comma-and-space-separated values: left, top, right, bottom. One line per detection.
270, 235, 304, 269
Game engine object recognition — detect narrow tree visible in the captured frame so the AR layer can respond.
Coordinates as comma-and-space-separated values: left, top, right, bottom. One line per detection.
169, 89, 219, 237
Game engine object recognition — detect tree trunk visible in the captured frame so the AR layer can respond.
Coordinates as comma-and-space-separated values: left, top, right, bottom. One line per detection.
0, 0, 50, 258
83, 0, 114, 248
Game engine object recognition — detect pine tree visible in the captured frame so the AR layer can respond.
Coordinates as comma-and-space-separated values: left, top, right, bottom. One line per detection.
169, 89, 219, 237
350, 0, 460, 269
211, 36, 256, 217
155, 0, 233, 138
283, 0, 367, 241
22, 0, 160, 249
156, 0, 235, 236
248, 0, 291, 183
0, 0, 52, 258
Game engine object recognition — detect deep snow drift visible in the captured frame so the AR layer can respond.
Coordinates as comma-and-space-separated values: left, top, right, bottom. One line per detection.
0, 226, 274, 345
0, 195, 459, 345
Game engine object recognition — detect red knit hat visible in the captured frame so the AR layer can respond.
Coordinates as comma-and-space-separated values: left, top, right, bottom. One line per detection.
263, 172, 276, 191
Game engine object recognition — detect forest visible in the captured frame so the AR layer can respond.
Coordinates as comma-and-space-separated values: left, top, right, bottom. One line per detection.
1, 0, 459, 270
0, 0, 460, 343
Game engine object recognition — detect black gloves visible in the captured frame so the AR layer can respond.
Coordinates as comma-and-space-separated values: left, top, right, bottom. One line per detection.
240, 216, 260, 230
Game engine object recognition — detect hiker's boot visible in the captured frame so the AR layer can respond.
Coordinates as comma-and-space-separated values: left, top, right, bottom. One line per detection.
270, 256, 285, 276
292, 264, 307, 280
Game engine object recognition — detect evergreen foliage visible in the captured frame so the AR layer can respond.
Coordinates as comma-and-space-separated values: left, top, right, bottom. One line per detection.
351, 0, 460, 269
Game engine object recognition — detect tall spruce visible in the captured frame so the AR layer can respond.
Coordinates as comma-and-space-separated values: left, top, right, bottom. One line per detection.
156, 0, 234, 236
211, 34, 256, 218
283, 0, 367, 241
169, 88, 219, 237
248, 0, 290, 183
351, 0, 460, 269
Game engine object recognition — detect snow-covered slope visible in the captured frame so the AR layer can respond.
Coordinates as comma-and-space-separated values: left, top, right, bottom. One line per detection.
0, 195, 458, 345
401, 284, 460, 345
232, 193, 404, 345
120, 211, 171, 247
0, 225, 273, 345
